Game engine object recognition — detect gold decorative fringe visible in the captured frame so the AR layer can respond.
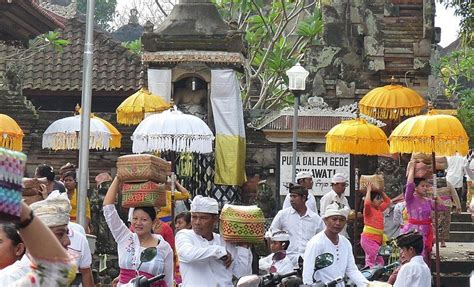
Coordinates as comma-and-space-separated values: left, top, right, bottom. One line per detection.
389, 137, 469, 156
360, 105, 423, 120
117, 112, 144, 126
326, 136, 389, 155
0, 135, 23, 151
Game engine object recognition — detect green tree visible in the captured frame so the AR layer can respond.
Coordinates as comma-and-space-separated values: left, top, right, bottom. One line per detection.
213, 0, 323, 109
436, 48, 474, 145
78, 0, 117, 32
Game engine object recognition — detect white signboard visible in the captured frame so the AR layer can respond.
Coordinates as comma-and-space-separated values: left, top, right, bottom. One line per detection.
280, 152, 351, 196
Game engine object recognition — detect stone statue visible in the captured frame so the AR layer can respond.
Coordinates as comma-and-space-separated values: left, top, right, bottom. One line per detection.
173, 77, 208, 121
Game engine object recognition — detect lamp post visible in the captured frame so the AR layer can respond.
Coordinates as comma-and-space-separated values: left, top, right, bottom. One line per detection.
286, 63, 309, 183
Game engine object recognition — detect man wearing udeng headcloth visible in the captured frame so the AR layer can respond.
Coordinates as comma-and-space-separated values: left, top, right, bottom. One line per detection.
303, 203, 368, 287
175, 195, 252, 286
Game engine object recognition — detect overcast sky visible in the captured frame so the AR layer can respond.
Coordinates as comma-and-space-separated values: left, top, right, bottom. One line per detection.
115, 1, 461, 48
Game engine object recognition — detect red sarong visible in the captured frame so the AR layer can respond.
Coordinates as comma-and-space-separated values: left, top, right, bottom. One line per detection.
119, 268, 166, 287
408, 218, 433, 261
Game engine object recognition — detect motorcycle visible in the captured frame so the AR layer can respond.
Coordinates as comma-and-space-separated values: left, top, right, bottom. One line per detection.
360, 262, 400, 281
237, 253, 334, 287
122, 247, 166, 287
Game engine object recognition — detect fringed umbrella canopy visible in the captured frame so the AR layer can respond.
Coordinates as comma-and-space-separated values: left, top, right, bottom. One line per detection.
359, 83, 425, 120
42, 115, 112, 150
389, 110, 469, 156
325, 118, 389, 155
116, 88, 170, 125
132, 107, 214, 154
92, 115, 122, 149
0, 114, 24, 151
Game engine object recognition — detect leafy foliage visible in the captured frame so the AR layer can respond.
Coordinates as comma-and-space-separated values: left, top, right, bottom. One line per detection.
436, 48, 474, 145
212, 0, 323, 109
78, 0, 118, 32
121, 39, 142, 55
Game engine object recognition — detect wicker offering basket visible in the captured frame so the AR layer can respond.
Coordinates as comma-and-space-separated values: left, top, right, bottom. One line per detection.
220, 204, 265, 244
0, 148, 26, 222
121, 181, 167, 208
359, 174, 384, 193
117, 154, 171, 183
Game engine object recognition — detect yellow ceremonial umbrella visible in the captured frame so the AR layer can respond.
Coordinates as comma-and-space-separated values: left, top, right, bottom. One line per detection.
326, 118, 389, 255
0, 114, 24, 151
359, 77, 426, 120
92, 115, 122, 149
326, 118, 390, 155
74, 105, 122, 149
389, 109, 469, 287
389, 110, 469, 156
116, 88, 170, 125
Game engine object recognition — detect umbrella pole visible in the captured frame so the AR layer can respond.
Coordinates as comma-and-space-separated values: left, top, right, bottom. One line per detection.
170, 151, 176, 232
431, 150, 441, 287
353, 167, 359, 257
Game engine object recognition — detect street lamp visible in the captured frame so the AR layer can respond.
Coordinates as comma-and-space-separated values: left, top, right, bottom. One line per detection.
286, 63, 309, 183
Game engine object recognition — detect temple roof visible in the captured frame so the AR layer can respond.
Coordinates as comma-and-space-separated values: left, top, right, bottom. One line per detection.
0, 0, 65, 44
18, 16, 142, 93
141, 0, 245, 55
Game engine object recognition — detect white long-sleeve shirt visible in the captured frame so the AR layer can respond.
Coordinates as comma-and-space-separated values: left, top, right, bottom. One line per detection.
282, 192, 318, 214
258, 252, 294, 275
103, 204, 173, 287
446, 154, 467, 188
393, 256, 431, 287
175, 229, 252, 287
270, 207, 325, 266
302, 231, 368, 287
319, 190, 349, 237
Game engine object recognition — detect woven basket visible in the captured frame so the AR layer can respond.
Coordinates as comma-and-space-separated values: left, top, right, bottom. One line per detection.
220, 204, 265, 244
117, 154, 171, 183
22, 177, 48, 196
121, 181, 166, 208
434, 156, 448, 170
411, 153, 432, 164
360, 174, 384, 193
0, 148, 26, 221
414, 162, 432, 179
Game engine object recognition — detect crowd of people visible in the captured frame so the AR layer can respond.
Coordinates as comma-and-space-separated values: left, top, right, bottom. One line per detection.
0, 149, 473, 287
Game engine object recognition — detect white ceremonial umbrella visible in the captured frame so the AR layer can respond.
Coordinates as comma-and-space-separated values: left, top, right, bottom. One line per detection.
42, 115, 112, 150
131, 107, 214, 154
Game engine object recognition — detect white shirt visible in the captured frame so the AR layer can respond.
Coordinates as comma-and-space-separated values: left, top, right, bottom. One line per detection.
393, 255, 431, 287
446, 154, 467, 188
319, 190, 350, 237
302, 231, 368, 287
68, 223, 92, 269
282, 192, 318, 214
175, 229, 252, 287
103, 204, 173, 287
270, 207, 325, 266
0, 255, 31, 286
259, 252, 294, 275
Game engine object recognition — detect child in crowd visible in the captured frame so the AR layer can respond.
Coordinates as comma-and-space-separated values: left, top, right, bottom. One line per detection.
175, 211, 191, 232
361, 183, 391, 267
259, 230, 294, 275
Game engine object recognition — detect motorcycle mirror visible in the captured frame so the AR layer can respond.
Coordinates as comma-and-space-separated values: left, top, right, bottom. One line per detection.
236, 275, 260, 287
136, 247, 157, 272
314, 252, 334, 270
140, 247, 157, 263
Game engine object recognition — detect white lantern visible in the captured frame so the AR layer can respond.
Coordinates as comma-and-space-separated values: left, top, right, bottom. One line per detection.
286, 63, 309, 91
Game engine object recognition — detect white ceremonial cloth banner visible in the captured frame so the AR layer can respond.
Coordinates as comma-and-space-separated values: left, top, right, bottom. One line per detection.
147, 68, 172, 102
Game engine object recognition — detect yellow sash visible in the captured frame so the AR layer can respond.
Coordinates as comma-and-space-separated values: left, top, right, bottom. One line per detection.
363, 225, 389, 244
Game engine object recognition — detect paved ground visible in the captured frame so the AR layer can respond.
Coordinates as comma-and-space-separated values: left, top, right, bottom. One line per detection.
434, 242, 474, 262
